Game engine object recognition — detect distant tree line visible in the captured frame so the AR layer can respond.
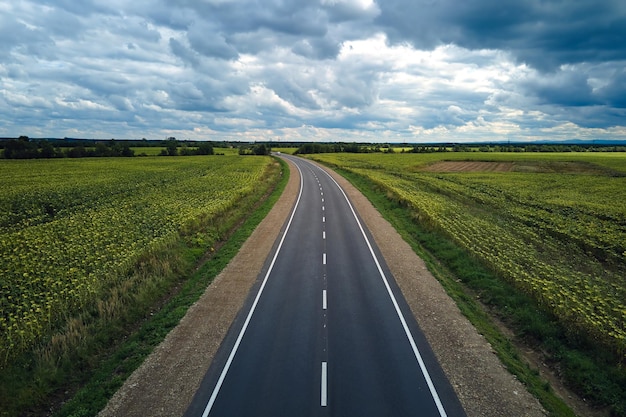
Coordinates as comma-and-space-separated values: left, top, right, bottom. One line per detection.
159, 137, 214, 156
4, 136, 625, 159
0, 136, 277, 159
0, 136, 135, 159
0, 137, 220, 159
294, 142, 626, 154
294, 143, 370, 154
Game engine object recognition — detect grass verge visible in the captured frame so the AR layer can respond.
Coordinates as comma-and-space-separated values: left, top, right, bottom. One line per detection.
329, 166, 625, 417
0, 157, 289, 417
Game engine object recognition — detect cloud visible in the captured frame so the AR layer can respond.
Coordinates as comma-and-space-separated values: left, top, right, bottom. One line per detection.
0, 17, 56, 60
187, 21, 239, 60
376, 0, 626, 71
596, 67, 626, 108
169, 37, 200, 67
522, 66, 598, 107
0, 0, 625, 142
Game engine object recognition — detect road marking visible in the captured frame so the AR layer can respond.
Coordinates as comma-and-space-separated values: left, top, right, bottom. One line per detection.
323, 253, 326, 265
322, 216, 325, 223
319, 164, 449, 417
322, 206, 325, 211
199, 160, 306, 417
323, 231, 326, 240
321, 362, 328, 407
322, 290, 327, 310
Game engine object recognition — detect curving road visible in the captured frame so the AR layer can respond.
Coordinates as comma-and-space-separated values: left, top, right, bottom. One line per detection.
184, 155, 466, 417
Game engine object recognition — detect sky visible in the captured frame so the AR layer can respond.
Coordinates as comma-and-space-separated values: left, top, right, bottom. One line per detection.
1, 0, 626, 143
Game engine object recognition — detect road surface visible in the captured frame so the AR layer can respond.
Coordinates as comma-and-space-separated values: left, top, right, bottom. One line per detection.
184, 155, 466, 417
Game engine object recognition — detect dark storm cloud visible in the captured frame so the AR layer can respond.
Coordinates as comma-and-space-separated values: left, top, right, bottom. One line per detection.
376, 0, 626, 70
522, 68, 598, 107
597, 68, 626, 108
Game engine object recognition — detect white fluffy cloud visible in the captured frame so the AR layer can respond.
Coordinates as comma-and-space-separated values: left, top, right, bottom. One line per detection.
0, 0, 625, 142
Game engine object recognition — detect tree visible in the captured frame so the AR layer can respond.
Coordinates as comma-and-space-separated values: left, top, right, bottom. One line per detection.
253, 143, 270, 155
39, 141, 56, 158
3, 137, 38, 159
67, 146, 88, 158
179, 145, 195, 156
165, 137, 178, 156
197, 142, 214, 155
94, 142, 110, 157
120, 144, 134, 157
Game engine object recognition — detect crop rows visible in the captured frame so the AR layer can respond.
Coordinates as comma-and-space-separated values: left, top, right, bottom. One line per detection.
313, 153, 626, 356
0, 156, 273, 364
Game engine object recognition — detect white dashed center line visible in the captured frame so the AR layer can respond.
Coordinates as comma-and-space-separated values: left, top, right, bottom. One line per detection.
321, 362, 328, 407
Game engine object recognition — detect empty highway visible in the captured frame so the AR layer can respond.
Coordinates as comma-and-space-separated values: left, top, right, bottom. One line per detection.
184, 155, 466, 417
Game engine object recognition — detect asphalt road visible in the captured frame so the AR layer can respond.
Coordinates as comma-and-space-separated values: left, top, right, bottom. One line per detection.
184, 155, 466, 417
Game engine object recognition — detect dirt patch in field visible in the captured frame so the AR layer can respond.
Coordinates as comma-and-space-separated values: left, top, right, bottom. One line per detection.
514, 161, 620, 175
423, 160, 619, 175
422, 161, 515, 172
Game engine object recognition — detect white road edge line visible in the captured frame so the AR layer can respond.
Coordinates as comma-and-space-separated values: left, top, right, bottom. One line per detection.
318, 163, 448, 417
321, 361, 328, 407
200, 160, 305, 417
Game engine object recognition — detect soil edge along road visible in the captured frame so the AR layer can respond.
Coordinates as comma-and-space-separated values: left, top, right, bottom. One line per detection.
99, 155, 546, 417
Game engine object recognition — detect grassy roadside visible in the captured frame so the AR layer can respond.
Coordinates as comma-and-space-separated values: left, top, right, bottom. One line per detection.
0, 157, 289, 417
327, 166, 584, 417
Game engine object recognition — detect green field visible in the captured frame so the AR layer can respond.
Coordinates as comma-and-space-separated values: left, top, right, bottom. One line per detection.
0, 155, 276, 366
2, 149, 624, 415
311, 152, 626, 354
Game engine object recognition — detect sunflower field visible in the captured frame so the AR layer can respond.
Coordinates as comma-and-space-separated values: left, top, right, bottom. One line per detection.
311, 152, 626, 358
0, 155, 273, 365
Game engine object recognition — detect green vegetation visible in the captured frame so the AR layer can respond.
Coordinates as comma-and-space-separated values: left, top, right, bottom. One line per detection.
270, 147, 299, 155
293, 141, 626, 155
238, 143, 272, 155
0, 137, 242, 159
310, 152, 626, 416
0, 155, 283, 416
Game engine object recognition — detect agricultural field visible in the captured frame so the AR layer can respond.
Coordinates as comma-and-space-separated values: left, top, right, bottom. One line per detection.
0, 155, 276, 366
310, 152, 626, 358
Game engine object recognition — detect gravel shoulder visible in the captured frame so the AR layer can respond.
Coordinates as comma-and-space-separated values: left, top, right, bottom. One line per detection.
99, 157, 546, 417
